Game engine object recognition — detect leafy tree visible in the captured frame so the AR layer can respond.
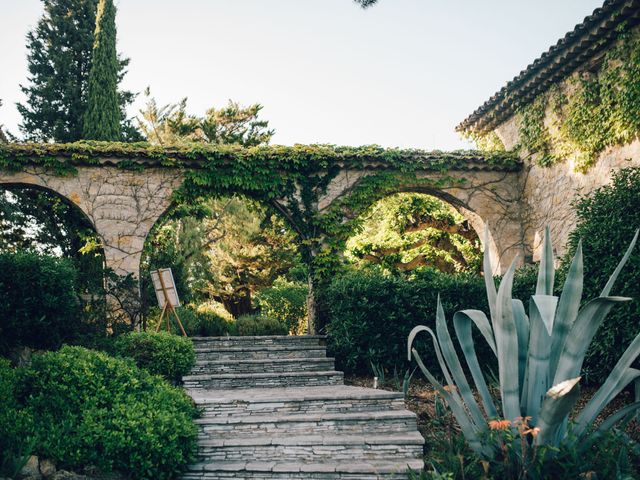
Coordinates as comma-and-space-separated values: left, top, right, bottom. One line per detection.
354, 0, 378, 7
136, 89, 273, 146
140, 93, 297, 317
346, 193, 481, 273
0, 100, 7, 143
83, 0, 121, 140
17, 0, 137, 142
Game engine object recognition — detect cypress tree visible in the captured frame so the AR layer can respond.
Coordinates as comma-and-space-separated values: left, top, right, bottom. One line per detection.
83, 0, 121, 140
18, 0, 136, 142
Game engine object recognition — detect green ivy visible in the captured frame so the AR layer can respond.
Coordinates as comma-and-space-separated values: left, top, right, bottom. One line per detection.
472, 28, 640, 172
0, 141, 519, 285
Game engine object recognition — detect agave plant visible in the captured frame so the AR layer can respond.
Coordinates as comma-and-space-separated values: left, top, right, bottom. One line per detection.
408, 227, 640, 456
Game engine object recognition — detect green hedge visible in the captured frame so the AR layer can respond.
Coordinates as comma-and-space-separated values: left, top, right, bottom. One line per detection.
235, 314, 288, 336
325, 267, 537, 376
148, 305, 235, 337
561, 167, 640, 383
114, 331, 195, 382
15, 346, 198, 479
0, 252, 82, 353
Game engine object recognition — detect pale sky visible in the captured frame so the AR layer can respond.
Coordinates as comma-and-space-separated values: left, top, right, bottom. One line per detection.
0, 0, 603, 150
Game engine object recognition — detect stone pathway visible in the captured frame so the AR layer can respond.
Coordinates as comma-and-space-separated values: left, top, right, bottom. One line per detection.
181, 335, 424, 479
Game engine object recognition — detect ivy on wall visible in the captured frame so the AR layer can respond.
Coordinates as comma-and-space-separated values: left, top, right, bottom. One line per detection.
0, 141, 519, 282
474, 28, 640, 172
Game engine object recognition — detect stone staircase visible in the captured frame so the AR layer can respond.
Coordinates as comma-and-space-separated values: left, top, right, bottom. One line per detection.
181, 335, 424, 480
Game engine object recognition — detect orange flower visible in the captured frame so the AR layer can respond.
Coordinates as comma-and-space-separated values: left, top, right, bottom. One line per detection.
488, 419, 512, 430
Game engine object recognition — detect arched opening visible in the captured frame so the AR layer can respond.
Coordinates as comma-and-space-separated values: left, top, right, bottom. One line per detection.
344, 191, 483, 274
0, 182, 106, 293
139, 193, 308, 335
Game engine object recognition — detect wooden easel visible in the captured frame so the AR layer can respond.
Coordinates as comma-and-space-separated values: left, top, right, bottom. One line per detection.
155, 271, 187, 337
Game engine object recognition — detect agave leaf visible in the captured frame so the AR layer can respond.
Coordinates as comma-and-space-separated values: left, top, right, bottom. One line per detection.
454, 309, 496, 355
410, 347, 487, 455
483, 228, 497, 323
536, 226, 555, 296
536, 377, 581, 446
495, 258, 521, 421
549, 241, 583, 381
553, 296, 631, 385
512, 299, 529, 402
601, 229, 639, 297
589, 401, 640, 439
407, 325, 458, 401
453, 310, 498, 418
574, 332, 640, 437
434, 297, 487, 427
524, 295, 558, 424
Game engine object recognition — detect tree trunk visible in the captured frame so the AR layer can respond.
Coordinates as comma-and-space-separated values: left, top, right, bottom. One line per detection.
306, 275, 317, 335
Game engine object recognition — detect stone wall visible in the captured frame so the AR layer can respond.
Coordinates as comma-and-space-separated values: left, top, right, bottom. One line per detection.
496, 115, 640, 261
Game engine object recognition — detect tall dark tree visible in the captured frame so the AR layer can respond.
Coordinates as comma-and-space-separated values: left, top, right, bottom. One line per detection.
17, 0, 136, 142
83, 0, 121, 140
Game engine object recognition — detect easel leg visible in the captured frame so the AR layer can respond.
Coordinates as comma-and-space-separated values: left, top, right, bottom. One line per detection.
170, 304, 188, 337
156, 305, 167, 332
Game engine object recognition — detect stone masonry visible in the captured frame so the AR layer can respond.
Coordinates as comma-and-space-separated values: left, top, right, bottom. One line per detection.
180, 335, 424, 479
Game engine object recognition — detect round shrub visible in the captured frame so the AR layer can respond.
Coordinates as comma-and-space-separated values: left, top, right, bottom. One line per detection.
255, 279, 308, 334
16, 346, 198, 480
561, 167, 640, 383
114, 331, 195, 382
0, 358, 34, 477
0, 252, 81, 353
235, 314, 288, 336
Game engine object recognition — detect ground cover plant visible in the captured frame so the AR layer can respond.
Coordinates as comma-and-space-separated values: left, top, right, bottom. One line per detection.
407, 228, 640, 478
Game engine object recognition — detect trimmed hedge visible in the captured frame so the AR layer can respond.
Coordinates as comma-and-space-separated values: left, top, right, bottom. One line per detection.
148, 305, 235, 337
561, 167, 640, 383
325, 267, 537, 376
0, 252, 81, 353
16, 346, 198, 479
114, 331, 195, 382
235, 314, 288, 336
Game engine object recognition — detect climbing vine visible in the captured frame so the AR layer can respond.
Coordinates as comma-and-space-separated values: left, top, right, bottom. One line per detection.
473, 27, 640, 172
0, 140, 519, 282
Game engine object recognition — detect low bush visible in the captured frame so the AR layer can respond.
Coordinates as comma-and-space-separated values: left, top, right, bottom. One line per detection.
255, 279, 308, 334
0, 252, 82, 353
147, 304, 235, 337
325, 266, 537, 376
114, 331, 195, 382
16, 346, 198, 480
234, 314, 288, 336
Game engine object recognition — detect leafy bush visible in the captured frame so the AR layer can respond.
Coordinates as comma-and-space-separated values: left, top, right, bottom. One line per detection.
16, 346, 198, 480
0, 252, 81, 353
234, 314, 288, 336
255, 279, 308, 334
325, 266, 537, 376
147, 304, 234, 337
114, 331, 195, 382
0, 358, 34, 477
562, 167, 640, 383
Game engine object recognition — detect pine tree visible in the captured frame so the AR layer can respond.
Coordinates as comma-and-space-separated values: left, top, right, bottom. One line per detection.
83, 0, 121, 140
17, 0, 135, 142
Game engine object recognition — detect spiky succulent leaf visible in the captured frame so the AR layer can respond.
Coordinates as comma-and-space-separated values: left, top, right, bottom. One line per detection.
435, 297, 486, 427
536, 377, 581, 446
512, 299, 529, 402
601, 229, 638, 297
535, 226, 555, 296
495, 259, 520, 421
549, 241, 583, 380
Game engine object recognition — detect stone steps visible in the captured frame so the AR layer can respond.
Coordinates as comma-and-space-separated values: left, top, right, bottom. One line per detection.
188, 385, 406, 416
195, 432, 424, 462
195, 410, 418, 438
182, 459, 424, 480
194, 346, 328, 361
181, 336, 424, 479
190, 357, 336, 375
183, 370, 345, 389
